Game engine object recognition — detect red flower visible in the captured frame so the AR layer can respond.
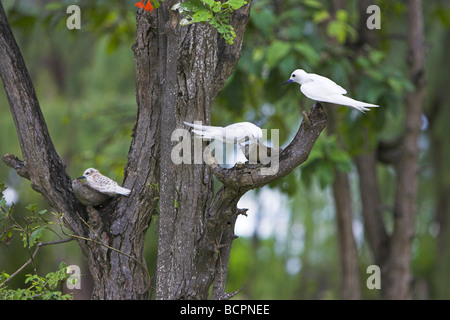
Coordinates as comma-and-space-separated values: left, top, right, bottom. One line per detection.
134, 1, 144, 8
144, 1, 154, 12
135, 1, 153, 12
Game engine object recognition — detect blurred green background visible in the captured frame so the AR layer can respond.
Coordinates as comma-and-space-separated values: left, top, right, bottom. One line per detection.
1, 0, 449, 299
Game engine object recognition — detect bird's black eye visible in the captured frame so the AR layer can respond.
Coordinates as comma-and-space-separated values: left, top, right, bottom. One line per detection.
85, 172, 89, 175
292, 74, 295, 77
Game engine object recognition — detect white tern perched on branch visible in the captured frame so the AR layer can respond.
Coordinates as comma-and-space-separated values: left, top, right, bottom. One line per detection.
184, 121, 263, 166
283, 69, 379, 112
77, 168, 131, 196
183, 121, 263, 146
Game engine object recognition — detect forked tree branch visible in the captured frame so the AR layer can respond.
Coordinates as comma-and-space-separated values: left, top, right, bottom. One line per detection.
208, 103, 327, 191
205, 103, 327, 299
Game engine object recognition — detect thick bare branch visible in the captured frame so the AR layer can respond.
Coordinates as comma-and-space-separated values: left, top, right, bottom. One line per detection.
2, 154, 30, 180
0, 3, 87, 226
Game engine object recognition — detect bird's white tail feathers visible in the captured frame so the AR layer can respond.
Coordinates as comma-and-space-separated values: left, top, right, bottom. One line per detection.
115, 186, 131, 196
183, 121, 203, 130
327, 95, 379, 113
184, 121, 225, 140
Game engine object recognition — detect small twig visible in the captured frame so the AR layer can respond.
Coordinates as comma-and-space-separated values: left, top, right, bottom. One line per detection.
66, 231, 152, 294
58, 213, 152, 294
222, 287, 243, 300
76, 211, 104, 245
5, 211, 39, 276
0, 237, 74, 288
302, 110, 311, 127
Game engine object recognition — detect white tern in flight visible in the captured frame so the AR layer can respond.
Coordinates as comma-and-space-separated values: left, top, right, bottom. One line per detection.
77, 168, 131, 196
283, 69, 379, 112
183, 121, 263, 146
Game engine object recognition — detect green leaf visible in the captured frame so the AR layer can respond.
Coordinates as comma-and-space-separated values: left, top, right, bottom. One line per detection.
387, 77, 405, 93
44, 2, 63, 11
368, 50, 385, 64
224, 0, 247, 10
313, 10, 330, 23
25, 274, 37, 284
29, 227, 45, 247
265, 41, 292, 69
211, 2, 222, 12
302, 0, 323, 9
26, 204, 37, 212
179, 0, 206, 12
293, 42, 320, 66
336, 9, 348, 22
59, 261, 67, 270
0, 198, 6, 211
192, 10, 213, 22
327, 20, 346, 43
202, 0, 215, 7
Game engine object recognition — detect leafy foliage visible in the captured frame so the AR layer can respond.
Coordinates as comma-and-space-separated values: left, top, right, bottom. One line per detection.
0, 185, 63, 250
0, 183, 72, 300
0, 262, 72, 300
172, 0, 248, 44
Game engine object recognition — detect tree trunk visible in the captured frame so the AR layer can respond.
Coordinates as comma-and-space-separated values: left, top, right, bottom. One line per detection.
384, 0, 425, 299
354, 151, 389, 265
326, 0, 362, 299
132, 0, 253, 299
325, 101, 361, 299
352, 0, 425, 299
426, 27, 450, 299
333, 170, 361, 299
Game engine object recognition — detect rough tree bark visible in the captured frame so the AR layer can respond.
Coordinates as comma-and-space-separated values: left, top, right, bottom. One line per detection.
0, 2, 155, 299
1, 1, 328, 299
141, 0, 254, 299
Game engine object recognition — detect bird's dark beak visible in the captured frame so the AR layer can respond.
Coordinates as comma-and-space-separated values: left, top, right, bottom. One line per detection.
281, 79, 293, 86
76, 176, 86, 180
